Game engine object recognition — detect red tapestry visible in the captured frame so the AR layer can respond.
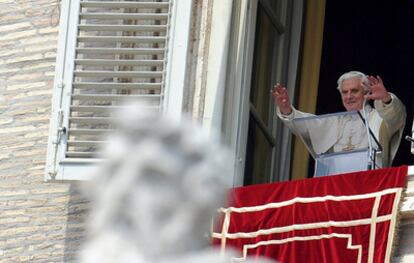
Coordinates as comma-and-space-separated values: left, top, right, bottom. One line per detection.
212, 166, 407, 263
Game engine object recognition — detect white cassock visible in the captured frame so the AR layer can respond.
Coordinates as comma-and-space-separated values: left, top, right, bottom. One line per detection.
277, 93, 406, 168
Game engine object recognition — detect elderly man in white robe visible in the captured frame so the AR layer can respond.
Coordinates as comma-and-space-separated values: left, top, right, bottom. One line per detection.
271, 71, 406, 169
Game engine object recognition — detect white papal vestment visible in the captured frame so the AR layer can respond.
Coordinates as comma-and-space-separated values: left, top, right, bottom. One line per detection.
277, 93, 406, 168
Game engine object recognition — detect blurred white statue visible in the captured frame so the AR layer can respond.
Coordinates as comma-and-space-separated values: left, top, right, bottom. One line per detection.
79, 107, 274, 263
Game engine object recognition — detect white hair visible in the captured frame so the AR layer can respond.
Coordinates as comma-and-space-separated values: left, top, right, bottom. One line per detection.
336, 71, 370, 92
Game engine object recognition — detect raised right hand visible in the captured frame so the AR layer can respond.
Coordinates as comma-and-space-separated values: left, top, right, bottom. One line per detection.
271, 83, 292, 115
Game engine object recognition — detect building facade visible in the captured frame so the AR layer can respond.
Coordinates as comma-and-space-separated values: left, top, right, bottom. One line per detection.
0, 0, 413, 262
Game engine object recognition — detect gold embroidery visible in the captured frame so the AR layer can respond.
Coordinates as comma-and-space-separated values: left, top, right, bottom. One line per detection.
342, 136, 356, 151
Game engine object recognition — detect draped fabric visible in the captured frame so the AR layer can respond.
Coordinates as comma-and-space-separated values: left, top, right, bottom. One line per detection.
212, 166, 407, 263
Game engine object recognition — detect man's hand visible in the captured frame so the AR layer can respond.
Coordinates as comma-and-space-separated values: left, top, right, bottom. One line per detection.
271, 83, 292, 115
363, 75, 392, 103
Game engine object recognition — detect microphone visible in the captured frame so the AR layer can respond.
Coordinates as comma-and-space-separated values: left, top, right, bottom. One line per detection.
405, 135, 414, 143
362, 99, 374, 170
407, 135, 414, 155
357, 111, 383, 152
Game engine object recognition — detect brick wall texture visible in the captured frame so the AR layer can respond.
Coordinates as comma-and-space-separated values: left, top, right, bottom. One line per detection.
0, 1, 88, 262
0, 0, 413, 263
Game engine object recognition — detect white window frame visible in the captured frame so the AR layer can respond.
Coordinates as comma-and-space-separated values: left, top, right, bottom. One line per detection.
222, 0, 304, 186
45, 0, 193, 181
224, 0, 259, 187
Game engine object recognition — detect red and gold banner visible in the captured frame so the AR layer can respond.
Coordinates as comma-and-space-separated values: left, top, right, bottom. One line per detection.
212, 166, 407, 263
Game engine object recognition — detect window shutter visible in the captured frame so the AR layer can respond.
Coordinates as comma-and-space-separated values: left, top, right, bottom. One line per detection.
68, 0, 170, 159
47, 0, 183, 180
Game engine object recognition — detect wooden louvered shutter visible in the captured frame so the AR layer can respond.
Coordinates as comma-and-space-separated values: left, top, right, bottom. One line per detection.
46, 0, 193, 180
67, 0, 170, 159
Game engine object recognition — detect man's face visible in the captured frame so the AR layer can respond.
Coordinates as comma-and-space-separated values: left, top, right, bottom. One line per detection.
340, 78, 367, 111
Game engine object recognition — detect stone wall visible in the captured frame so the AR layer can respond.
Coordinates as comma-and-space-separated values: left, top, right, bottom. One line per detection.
0, 1, 88, 262
0, 1, 414, 262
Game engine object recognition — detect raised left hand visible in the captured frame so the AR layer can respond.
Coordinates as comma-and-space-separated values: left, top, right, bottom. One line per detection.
363, 75, 391, 103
